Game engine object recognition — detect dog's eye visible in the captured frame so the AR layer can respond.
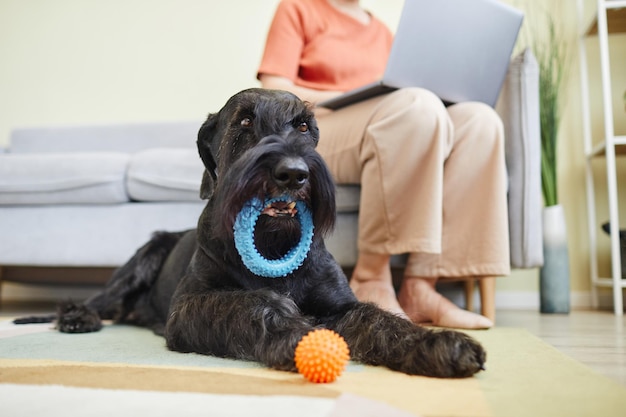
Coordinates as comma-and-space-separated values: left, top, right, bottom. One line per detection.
240, 118, 252, 128
297, 122, 309, 133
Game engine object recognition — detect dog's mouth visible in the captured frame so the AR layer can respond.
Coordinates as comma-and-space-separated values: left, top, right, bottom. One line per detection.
261, 200, 298, 218
234, 196, 314, 278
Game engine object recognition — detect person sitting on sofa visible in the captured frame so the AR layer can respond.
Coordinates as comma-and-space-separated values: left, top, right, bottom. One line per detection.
257, 0, 509, 329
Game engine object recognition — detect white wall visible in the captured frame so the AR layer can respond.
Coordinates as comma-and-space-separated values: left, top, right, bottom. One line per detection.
0, 0, 404, 148
0, 0, 278, 145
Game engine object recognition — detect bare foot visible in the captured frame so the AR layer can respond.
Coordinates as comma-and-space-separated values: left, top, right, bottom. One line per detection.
350, 253, 409, 320
398, 276, 493, 329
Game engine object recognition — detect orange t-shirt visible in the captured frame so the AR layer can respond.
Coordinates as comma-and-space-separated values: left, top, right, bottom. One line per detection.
257, 0, 393, 91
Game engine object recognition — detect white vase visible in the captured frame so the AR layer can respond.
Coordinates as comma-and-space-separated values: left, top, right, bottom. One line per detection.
539, 204, 571, 314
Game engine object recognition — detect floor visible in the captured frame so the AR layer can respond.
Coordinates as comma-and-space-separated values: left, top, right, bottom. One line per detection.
2, 302, 625, 386
496, 309, 626, 386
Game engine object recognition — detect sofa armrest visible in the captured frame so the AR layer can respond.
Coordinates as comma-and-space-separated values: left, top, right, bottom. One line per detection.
496, 49, 543, 269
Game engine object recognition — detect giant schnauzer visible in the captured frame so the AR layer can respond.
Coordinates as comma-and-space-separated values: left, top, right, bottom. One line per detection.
16, 88, 486, 378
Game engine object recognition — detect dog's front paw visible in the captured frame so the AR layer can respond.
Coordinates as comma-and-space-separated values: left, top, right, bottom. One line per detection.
416, 330, 486, 378
56, 301, 103, 333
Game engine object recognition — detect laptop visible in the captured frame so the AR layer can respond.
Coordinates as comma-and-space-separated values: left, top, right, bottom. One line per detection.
318, 0, 524, 109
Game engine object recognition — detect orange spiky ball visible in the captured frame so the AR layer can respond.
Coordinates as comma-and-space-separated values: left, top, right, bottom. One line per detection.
294, 329, 350, 383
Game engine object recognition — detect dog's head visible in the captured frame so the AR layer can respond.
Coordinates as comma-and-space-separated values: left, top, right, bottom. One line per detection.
197, 88, 336, 246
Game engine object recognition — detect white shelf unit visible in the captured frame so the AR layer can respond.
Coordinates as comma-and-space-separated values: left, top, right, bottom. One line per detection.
578, 0, 626, 315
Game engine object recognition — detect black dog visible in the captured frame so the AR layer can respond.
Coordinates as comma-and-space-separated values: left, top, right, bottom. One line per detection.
17, 89, 486, 378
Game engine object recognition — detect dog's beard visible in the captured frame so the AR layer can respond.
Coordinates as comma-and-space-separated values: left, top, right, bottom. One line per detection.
254, 215, 302, 260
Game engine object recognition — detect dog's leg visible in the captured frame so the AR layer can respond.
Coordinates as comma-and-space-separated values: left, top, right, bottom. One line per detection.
165, 289, 314, 371
56, 231, 186, 333
328, 302, 486, 378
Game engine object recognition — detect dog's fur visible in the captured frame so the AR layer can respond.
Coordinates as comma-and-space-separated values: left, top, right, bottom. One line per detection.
18, 89, 486, 378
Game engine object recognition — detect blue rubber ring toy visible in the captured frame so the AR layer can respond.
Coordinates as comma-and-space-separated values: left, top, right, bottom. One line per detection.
233, 196, 314, 278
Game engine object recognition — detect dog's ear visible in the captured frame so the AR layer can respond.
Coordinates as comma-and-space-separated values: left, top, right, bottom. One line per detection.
197, 113, 219, 200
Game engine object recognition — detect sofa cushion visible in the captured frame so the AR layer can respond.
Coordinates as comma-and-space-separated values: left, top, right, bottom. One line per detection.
0, 202, 205, 266
127, 148, 204, 202
335, 185, 360, 213
0, 152, 130, 205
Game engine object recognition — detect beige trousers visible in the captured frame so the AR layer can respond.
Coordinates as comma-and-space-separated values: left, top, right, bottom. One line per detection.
316, 88, 510, 278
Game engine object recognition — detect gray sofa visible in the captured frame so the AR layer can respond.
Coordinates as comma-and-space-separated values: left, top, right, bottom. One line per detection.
0, 120, 358, 268
0, 50, 543, 296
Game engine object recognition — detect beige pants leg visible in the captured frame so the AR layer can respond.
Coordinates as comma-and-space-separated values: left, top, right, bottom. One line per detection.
316, 87, 510, 279
405, 101, 511, 277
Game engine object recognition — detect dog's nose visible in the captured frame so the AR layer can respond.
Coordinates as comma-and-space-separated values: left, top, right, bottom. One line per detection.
273, 157, 309, 189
